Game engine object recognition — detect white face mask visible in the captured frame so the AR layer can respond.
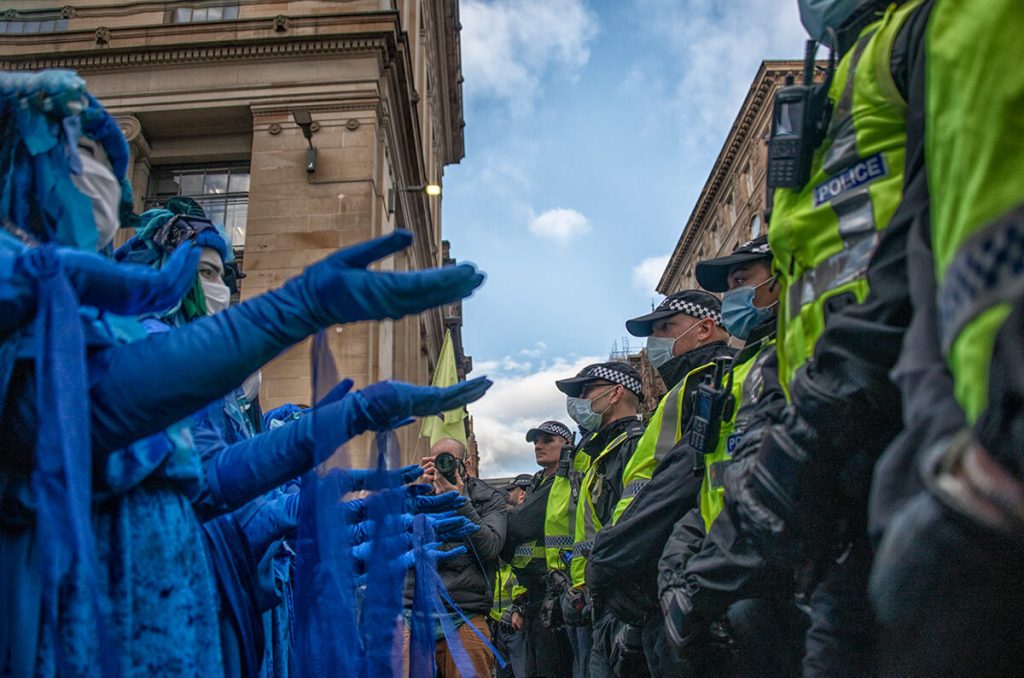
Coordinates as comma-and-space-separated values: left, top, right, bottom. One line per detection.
201, 278, 231, 315
71, 139, 121, 251
198, 248, 230, 314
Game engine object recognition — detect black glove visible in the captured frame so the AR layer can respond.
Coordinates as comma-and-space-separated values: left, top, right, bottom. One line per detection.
661, 586, 707, 650
541, 569, 570, 630
560, 585, 590, 627
610, 623, 649, 677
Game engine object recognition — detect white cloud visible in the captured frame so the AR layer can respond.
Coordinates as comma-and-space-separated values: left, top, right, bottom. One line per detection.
518, 341, 548, 358
470, 354, 602, 477
460, 0, 598, 114
632, 254, 671, 294
528, 208, 590, 244
629, 0, 806, 151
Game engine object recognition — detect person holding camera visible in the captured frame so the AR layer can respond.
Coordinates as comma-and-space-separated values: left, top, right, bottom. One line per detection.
417, 437, 508, 676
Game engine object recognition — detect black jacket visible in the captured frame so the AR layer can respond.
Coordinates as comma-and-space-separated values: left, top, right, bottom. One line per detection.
660, 346, 795, 624
587, 342, 738, 623
501, 471, 554, 607
581, 415, 646, 530
404, 476, 507, 616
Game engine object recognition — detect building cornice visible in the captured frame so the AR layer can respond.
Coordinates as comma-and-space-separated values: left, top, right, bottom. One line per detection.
0, 13, 399, 70
658, 60, 802, 294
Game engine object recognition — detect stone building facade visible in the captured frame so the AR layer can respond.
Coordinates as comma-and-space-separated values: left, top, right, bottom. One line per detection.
0, 0, 473, 466
659, 60, 805, 295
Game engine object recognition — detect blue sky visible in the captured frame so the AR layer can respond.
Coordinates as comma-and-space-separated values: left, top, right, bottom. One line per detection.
441, 0, 807, 476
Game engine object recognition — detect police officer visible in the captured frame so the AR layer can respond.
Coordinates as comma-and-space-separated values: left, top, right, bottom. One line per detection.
501, 424, 575, 678
721, 0, 935, 674
539, 418, 592, 678
554, 362, 646, 678
866, 1, 1024, 674
659, 237, 807, 677
587, 291, 734, 676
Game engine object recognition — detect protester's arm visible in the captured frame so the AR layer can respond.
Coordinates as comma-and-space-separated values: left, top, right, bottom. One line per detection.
191, 379, 489, 519
86, 231, 484, 453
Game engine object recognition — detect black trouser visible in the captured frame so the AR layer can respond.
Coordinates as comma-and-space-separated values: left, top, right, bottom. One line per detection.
642, 613, 693, 678
872, 490, 1024, 677
564, 622, 592, 678
803, 537, 876, 677
522, 607, 572, 677
642, 598, 805, 678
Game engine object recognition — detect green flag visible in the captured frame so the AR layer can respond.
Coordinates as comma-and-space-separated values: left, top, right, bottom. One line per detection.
419, 329, 467, 446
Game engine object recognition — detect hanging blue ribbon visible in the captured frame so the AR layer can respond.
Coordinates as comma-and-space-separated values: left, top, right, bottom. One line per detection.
22, 245, 113, 675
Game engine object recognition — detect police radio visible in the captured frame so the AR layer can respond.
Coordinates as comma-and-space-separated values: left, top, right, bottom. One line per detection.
689, 359, 735, 477
556, 444, 573, 478
766, 36, 836, 189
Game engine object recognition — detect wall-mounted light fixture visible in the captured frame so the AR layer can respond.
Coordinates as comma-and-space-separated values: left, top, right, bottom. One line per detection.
291, 108, 318, 173
387, 184, 442, 214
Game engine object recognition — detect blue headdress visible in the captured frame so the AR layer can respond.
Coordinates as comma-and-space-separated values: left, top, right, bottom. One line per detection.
0, 70, 134, 249
114, 199, 232, 322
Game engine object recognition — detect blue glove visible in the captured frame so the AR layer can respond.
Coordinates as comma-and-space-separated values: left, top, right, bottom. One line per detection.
341, 486, 466, 523
192, 379, 489, 517
0, 241, 198, 339
344, 464, 423, 492
87, 231, 485, 453
353, 542, 467, 587
234, 492, 300, 557
349, 510, 478, 545
434, 514, 481, 541
295, 230, 484, 325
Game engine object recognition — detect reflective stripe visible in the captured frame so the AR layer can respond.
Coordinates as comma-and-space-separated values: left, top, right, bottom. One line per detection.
653, 383, 684, 464
623, 478, 649, 498
822, 30, 878, 174
788, 229, 878, 317
571, 540, 593, 558
514, 544, 536, 558
544, 536, 574, 548
938, 205, 1024, 353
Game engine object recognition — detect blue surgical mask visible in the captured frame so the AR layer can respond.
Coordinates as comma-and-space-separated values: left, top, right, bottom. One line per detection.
645, 321, 701, 369
721, 278, 777, 341
566, 386, 615, 432
797, 0, 863, 44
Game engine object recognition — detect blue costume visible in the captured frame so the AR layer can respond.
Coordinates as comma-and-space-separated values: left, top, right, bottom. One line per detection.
0, 70, 490, 676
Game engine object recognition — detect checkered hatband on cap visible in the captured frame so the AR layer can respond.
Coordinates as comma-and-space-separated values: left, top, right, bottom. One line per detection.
659, 298, 723, 327
537, 422, 573, 441
581, 364, 644, 397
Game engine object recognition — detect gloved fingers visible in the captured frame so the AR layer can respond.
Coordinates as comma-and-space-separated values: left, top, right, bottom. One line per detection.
420, 377, 493, 414
317, 378, 355, 407
404, 483, 434, 497
59, 242, 199, 315
345, 464, 423, 492
430, 545, 467, 562
333, 229, 413, 269
410, 490, 466, 513
380, 265, 485, 312
430, 515, 469, 533
340, 497, 367, 522
436, 520, 481, 541
397, 464, 424, 484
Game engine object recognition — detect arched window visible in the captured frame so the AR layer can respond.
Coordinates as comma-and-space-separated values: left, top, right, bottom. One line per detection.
751, 213, 762, 238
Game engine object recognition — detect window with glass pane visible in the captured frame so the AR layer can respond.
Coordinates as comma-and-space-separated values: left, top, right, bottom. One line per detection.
0, 18, 67, 33
168, 4, 239, 23
145, 164, 251, 251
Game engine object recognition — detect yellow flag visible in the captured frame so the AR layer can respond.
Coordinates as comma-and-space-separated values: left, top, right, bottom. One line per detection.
419, 329, 467, 446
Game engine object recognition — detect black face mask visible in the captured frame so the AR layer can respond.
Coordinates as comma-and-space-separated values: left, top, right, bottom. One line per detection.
656, 342, 725, 390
